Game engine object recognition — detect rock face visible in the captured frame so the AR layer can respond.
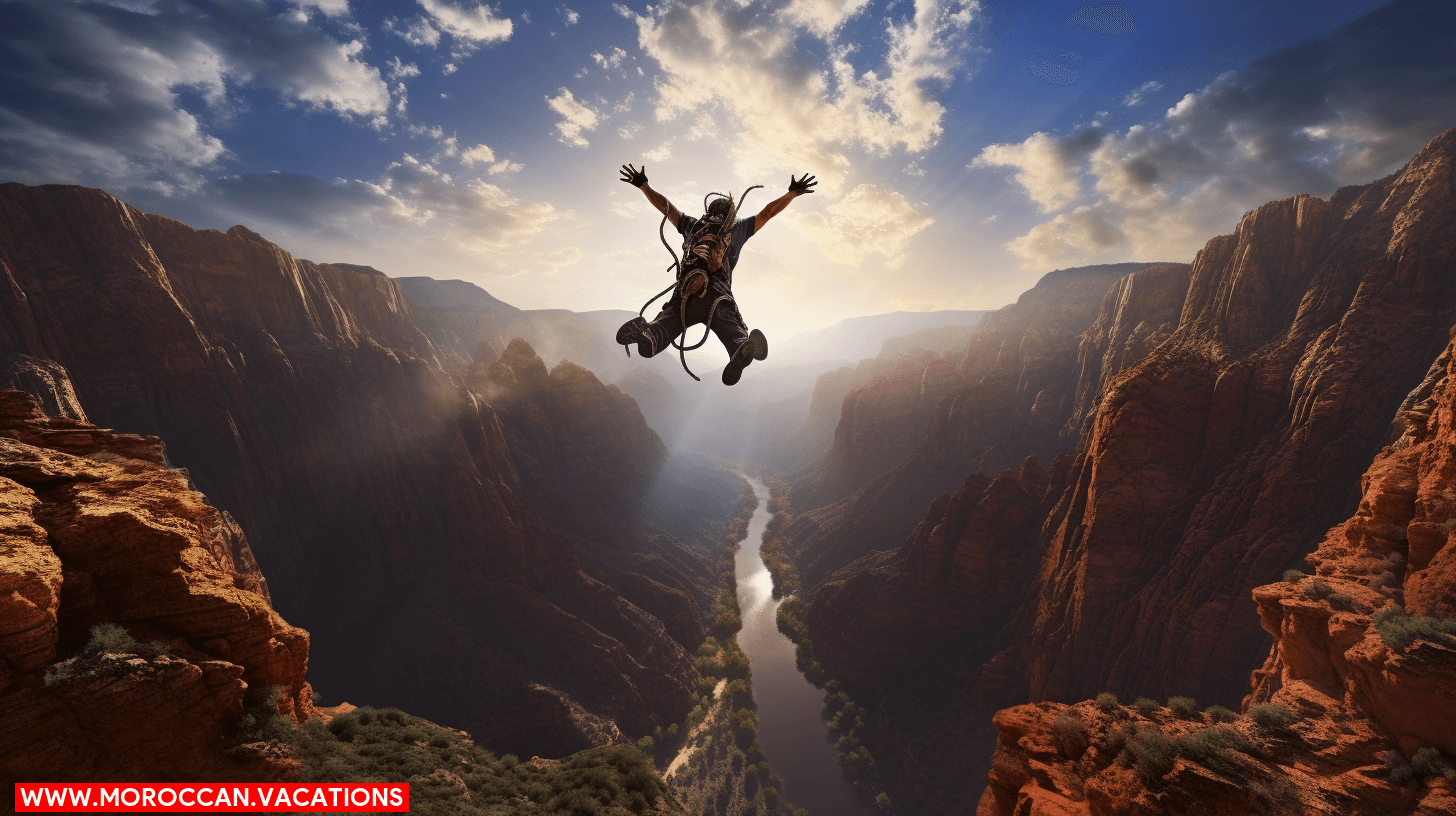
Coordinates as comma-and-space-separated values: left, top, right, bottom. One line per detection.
0, 183, 726, 758
978, 286, 1456, 816
786, 263, 1175, 588
0, 391, 307, 782
804, 129, 1456, 815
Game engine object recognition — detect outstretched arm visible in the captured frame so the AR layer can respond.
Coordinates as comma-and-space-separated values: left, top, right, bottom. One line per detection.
755, 173, 816, 232
620, 164, 681, 226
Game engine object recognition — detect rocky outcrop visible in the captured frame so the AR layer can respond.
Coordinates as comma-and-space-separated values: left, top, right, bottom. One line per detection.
977, 270, 1456, 816
805, 129, 1456, 815
787, 262, 1176, 588
977, 693, 1453, 816
0, 183, 725, 757
0, 390, 307, 782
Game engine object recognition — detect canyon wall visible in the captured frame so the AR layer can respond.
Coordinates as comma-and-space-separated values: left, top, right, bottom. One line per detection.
0, 183, 733, 757
979, 301, 1456, 816
786, 262, 1176, 587
0, 391, 307, 782
804, 129, 1456, 814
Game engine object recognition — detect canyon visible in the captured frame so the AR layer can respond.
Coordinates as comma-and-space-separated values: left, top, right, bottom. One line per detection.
3, 126, 1455, 816
0, 182, 740, 762
790, 128, 1456, 814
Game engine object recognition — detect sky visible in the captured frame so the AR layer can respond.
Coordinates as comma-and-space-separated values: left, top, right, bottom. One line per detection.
1, 0, 1453, 343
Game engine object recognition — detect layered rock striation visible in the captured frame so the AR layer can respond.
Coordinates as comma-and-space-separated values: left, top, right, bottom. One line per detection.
804, 129, 1456, 815
786, 263, 1176, 588
979, 278, 1456, 816
0, 391, 308, 782
0, 183, 726, 757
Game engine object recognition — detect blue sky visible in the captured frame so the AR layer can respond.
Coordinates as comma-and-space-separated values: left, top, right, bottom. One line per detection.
2, 0, 1452, 345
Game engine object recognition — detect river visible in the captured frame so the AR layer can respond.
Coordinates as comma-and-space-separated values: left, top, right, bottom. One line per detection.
735, 477, 876, 816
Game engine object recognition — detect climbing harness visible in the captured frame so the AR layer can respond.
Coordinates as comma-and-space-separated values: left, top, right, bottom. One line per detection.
629, 185, 762, 381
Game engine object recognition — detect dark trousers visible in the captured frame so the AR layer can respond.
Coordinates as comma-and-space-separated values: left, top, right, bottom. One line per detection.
643, 279, 750, 357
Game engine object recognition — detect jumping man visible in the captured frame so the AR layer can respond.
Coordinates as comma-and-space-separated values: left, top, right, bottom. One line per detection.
615, 164, 816, 385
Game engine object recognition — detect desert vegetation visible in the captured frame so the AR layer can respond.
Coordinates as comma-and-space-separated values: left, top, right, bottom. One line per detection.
43, 623, 167, 688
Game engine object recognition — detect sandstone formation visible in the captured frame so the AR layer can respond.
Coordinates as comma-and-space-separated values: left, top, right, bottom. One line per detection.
0, 183, 733, 757
803, 129, 1456, 815
0, 390, 307, 782
787, 262, 1175, 588
978, 278, 1456, 816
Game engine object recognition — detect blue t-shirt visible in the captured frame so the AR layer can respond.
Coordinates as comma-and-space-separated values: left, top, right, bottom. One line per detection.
677, 213, 756, 286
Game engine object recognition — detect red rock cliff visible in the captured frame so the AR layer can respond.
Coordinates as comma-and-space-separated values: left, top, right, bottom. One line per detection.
804, 129, 1456, 816
0, 390, 308, 782
978, 298, 1456, 816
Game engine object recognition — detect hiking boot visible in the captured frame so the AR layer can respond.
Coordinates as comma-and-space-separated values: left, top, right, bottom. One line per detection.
722, 329, 767, 386
616, 317, 656, 358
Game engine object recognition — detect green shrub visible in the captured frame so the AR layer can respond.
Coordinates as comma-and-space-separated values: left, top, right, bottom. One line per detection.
1132, 696, 1161, 715
1126, 727, 1177, 780
1248, 703, 1297, 729
1095, 692, 1119, 713
1204, 705, 1238, 723
44, 623, 166, 688
298, 708, 677, 814
1328, 592, 1357, 611
1102, 724, 1130, 757
1385, 749, 1415, 785
1167, 696, 1198, 718
235, 686, 294, 744
1372, 605, 1456, 651
725, 679, 753, 707
1410, 747, 1456, 783
1369, 570, 1399, 593
733, 709, 758, 739
1052, 712, 1089, 758
1303, 579, 1333, 600
1175, 726, 1253, 778
1282, 569, 1305, 583
875, 791, 891, 810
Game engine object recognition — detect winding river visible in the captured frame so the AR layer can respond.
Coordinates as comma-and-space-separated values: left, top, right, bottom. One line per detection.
735, 477, 876, 816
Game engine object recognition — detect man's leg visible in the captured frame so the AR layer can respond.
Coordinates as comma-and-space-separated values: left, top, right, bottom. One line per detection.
712, 292, 767, 386
618, 300, 686, 358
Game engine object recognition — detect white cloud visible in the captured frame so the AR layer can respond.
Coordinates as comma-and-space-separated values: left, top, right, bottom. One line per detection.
971, 129, 1103, 212
592, 47, 630, 74
643, 142, 673, 162
546, 89, 602, 147
294, 0, 351, 18
460, 144, 496, 166
782, 0, 872, 36
0, 1, 390, 194
618, 123, 644, 139
487, 159, 522, 175
796, 184, 933, 268
443, 63, 459, 75
627, 0, 983, 183
387, 57, 422, 80
989, 0, 1456, 269
386, 16, 443, 47
418, 0, 513, 53
563, 7, 581, 26
1005, 206, 1125, 267
1122, 80, 1163, 107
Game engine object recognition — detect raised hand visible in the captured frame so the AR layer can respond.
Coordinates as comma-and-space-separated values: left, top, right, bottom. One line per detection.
620, 163, 648, 188
788, 173, 817, 195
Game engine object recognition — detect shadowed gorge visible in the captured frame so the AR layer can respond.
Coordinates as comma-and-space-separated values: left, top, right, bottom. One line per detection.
0, 182, 740, 759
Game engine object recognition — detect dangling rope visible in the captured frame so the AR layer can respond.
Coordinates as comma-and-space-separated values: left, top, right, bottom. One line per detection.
631, 184, 763, 381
